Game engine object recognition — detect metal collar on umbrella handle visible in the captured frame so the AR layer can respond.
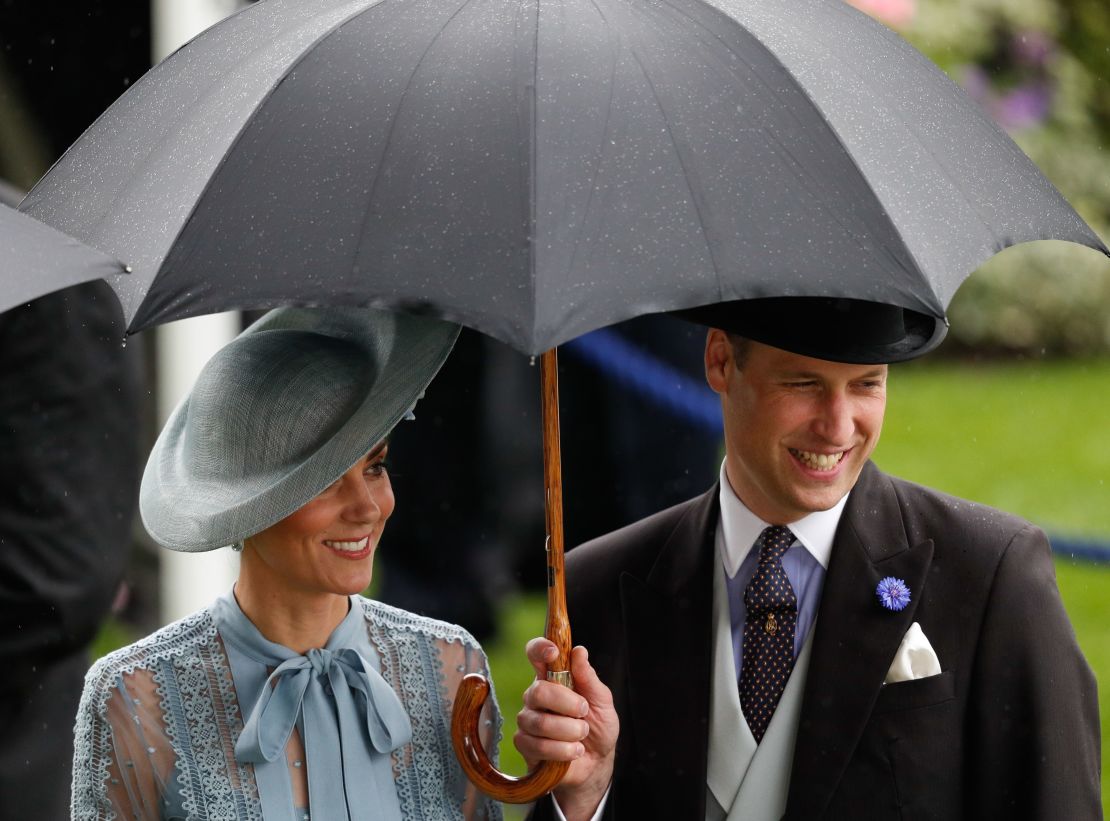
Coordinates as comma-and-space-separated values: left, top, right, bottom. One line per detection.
450, 348, 574, 803
547, 670, 574, 688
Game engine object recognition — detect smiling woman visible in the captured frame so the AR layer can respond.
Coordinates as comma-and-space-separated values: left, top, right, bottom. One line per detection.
70, 307, 506, 821
236, 443, 397, 638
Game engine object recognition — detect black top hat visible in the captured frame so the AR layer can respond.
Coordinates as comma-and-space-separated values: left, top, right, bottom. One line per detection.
676, 297, 947, 364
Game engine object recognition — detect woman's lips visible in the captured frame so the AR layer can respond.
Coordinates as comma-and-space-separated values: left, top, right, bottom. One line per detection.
322, 535, 372, 558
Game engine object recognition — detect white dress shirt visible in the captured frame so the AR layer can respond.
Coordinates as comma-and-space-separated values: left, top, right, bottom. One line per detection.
716, 461, 847, 678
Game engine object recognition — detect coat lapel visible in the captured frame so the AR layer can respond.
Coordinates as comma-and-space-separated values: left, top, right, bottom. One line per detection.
620, 486, 718, 819
785, 463, 934, 819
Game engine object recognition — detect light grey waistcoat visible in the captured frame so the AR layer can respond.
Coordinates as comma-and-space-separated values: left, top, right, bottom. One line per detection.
706, 549, 814, 821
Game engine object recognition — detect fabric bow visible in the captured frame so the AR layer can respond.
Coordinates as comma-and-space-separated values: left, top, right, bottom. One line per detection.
236, 646, 412, 765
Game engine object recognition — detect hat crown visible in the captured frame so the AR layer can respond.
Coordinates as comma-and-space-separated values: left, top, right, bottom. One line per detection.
183, 329, 372, 493
141, 306, 460, 552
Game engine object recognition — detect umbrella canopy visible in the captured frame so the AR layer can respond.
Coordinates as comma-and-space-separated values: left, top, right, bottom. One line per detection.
18, 0, 1107, 802
0, 202, 129, 315
21, 0, 1105, 354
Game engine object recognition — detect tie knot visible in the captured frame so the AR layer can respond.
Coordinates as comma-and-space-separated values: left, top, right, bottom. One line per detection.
757, 525, 794, 563
306, 647, 334, 676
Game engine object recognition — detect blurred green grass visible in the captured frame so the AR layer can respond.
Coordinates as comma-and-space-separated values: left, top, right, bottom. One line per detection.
485, 358, 1110, 815
876, 359, 1110, 536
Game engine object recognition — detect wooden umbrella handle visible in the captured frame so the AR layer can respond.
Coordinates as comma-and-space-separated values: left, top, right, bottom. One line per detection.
450, 348, 573, 803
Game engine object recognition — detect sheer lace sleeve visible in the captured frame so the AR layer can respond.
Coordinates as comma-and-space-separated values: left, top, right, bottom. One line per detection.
72, 665, 176, 821
438, 635, 503, 821
364, 598, 504, 821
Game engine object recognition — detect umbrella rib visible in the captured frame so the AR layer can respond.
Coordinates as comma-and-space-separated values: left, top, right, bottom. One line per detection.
625, 47, 725, 297
352, 0, 483, 272
561, 0, 621, 286
811, 7, 995, 276
126, 0, 394, 329
762, 49, 940, 307
654, 0, 935, 309
818, 2, 1049, 264
528, 0, 540, 344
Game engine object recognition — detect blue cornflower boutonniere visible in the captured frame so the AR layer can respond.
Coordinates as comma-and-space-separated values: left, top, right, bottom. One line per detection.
876, 577, 911, 611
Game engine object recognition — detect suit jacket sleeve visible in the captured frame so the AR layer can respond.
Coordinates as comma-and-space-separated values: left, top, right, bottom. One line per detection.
963, 523, 1100, 818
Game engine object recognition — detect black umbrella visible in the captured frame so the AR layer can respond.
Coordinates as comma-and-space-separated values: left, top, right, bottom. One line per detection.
0, 202, 129, 315
20, 0, 1106, 348
19, 0, 1106, 802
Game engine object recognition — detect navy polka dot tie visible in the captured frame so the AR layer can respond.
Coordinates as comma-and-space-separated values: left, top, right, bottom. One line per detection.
739, 525, 798, 743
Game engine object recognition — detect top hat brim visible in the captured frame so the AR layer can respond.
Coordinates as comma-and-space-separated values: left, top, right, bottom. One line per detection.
675, 297, 947, 364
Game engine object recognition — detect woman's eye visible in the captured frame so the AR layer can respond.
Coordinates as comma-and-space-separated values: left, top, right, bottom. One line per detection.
366, 460, 389, 477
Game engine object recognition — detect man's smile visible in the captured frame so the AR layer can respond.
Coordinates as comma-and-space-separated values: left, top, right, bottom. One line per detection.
788, 448, 847, 472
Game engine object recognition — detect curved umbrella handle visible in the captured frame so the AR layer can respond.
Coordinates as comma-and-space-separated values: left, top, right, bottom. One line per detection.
450, 349, 574, 803
451, 668, 571, 803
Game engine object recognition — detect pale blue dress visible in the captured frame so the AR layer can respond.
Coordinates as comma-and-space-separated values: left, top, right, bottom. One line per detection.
71, 592, 503, 821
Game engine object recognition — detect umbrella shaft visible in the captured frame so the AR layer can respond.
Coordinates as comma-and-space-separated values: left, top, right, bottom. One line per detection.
541, 348, 572, 674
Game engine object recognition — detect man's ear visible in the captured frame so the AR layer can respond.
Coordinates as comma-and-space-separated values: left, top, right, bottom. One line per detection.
704, 329, 732, 395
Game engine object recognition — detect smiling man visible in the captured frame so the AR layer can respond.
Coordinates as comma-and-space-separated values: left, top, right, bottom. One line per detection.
522, 296, 1100, 820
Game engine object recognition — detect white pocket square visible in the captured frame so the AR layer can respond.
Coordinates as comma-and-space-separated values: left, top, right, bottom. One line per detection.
884, 621, 942, 684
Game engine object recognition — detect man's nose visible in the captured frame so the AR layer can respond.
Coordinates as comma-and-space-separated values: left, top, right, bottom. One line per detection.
813, 390, 854, 443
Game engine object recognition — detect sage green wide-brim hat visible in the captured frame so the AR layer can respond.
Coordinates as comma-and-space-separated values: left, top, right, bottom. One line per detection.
140, 306, 459, 552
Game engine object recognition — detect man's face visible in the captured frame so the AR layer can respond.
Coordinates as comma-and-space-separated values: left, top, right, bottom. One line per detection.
705, 331, 888, 524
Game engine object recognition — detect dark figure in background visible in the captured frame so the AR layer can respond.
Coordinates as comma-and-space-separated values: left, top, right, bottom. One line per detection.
0, 281, 142, 821
379, 317, 720, 641
0, 8, 149, 815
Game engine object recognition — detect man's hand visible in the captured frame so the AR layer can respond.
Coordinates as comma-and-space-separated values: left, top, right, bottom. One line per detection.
514, 639, 618, 821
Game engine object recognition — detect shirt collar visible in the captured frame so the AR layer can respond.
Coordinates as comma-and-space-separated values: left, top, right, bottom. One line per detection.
716, 460, 847, 578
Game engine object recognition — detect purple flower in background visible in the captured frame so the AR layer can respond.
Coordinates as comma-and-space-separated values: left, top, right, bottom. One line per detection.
1012, 30, 1053, 68
961, 66, 1053, 131
998, 84, 1052, 129
959, 29, 1056, 132
876, 577, 911, 611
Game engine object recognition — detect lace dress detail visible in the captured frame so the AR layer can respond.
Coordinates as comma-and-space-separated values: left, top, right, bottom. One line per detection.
72, 597, 503, 821
366, 600, 502, 821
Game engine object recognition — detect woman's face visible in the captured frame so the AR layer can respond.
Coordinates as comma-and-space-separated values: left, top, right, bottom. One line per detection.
243, 442, 395, 599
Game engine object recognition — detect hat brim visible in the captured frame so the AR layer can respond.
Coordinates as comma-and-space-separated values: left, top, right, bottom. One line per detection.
675, 299, 948, 364
140, 307, 459, 552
